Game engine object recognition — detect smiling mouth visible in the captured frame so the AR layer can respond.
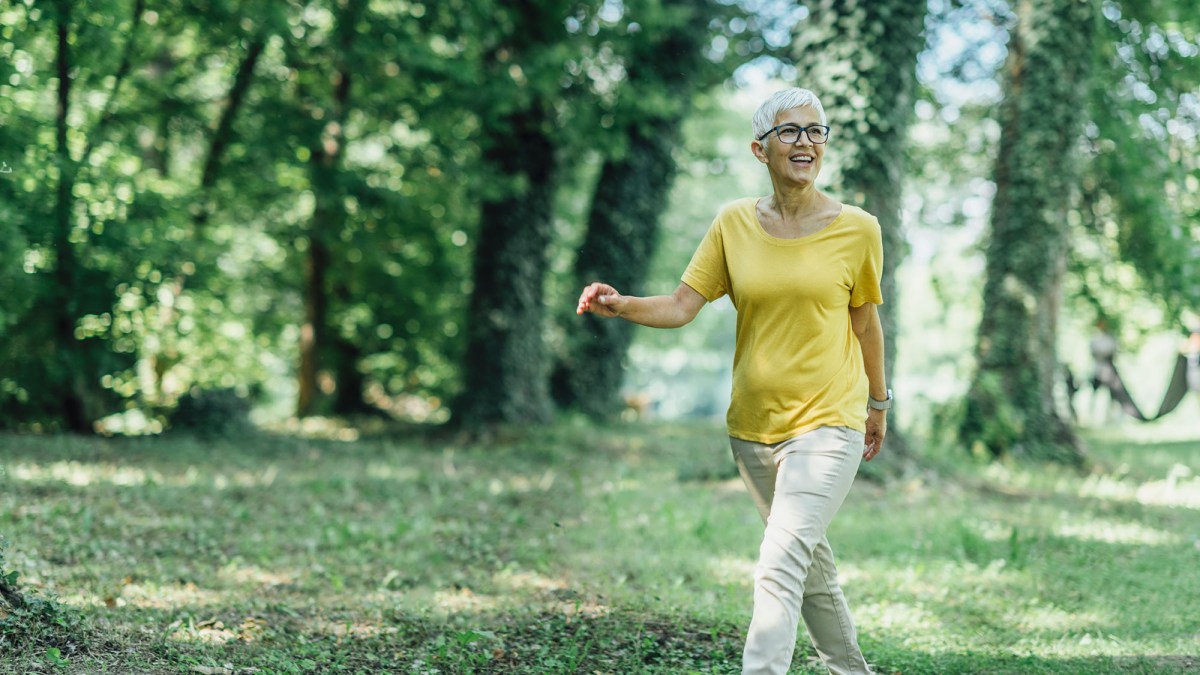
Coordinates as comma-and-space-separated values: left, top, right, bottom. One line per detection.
790, 154, 814, 164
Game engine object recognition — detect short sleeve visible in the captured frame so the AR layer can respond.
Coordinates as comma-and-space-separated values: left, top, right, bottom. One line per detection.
849, 216, 884, 307
681, 217, 730, 302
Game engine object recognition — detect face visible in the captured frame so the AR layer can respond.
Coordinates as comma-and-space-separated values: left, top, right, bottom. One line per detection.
751, 106, 825, 186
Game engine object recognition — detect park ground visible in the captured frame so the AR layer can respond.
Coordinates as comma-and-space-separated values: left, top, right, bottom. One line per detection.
1, 419, 1198, 674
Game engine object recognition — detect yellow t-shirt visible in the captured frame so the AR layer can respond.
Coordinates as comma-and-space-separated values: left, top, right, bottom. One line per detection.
681, 197, 884, 443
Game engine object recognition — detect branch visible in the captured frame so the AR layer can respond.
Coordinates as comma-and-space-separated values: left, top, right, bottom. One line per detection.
199, 37, 266, 191
81, 0, 146, 164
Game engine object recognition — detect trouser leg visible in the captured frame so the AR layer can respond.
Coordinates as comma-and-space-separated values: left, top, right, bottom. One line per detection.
802, 537, 872, 674
731, 427, 871, 675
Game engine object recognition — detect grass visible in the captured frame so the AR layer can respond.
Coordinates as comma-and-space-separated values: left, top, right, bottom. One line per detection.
1, 418, 1198, 674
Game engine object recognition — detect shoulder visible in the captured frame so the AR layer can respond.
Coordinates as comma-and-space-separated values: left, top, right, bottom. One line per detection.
713, 197, 758, 224
839, 204, 881, 233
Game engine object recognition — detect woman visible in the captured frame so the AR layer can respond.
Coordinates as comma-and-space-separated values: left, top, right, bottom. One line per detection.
576, 88, 887, 675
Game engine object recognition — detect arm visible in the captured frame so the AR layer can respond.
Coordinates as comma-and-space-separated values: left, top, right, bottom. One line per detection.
576, 281, 706, 329
850, 302, 887, 461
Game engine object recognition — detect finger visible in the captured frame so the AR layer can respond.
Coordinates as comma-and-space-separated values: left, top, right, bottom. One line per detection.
578, 285, 605, 312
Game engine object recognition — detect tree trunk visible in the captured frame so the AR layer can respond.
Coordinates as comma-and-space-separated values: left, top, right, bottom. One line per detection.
960, 0, 1093, 464
297, 3, 359, 418
53, 4, 89, 432
552, 0, 718, 417
791, 0, 928, 458
331, 335, 371, 415
298, 232, 333, 417
456, 107, 560, 427
553, 120, 679, 415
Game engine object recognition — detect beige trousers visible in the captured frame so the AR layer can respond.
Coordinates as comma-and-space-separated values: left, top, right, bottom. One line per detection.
731, 426, 872, 675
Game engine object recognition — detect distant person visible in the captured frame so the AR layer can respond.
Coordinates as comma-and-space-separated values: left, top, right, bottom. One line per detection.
1185, 320, 1200, 399
1088, 318, 1120, 423
577, 87, 885, 675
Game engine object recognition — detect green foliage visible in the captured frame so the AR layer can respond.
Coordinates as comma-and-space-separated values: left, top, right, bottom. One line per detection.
960, 370, 1025, 456
1076, 1, 1200, 323
167, 387, 253, 436
0, 538, 85, 661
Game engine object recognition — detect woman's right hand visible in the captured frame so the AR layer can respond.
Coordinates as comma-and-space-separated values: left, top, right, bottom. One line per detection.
576, 282, 624, 318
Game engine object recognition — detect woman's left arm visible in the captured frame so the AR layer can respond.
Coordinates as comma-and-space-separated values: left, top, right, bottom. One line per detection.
850, 302, 887, 461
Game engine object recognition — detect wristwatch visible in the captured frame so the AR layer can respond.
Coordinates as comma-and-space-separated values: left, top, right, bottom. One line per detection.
868, 388, 893, 411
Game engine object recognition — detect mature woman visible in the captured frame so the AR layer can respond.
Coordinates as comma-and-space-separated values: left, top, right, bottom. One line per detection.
576, 87, 888, 675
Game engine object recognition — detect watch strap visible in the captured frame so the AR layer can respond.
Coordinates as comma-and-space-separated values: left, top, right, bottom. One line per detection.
868, 388, 893, 411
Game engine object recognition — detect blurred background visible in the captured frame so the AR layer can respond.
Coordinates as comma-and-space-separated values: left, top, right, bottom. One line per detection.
1, 0, 1197, 454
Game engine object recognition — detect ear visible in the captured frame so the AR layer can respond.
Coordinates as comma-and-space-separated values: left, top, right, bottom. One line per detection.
750, 139, 768, 163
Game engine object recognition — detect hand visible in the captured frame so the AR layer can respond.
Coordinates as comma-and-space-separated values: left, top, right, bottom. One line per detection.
863, 408, 886, 461
576, 282, 624, 318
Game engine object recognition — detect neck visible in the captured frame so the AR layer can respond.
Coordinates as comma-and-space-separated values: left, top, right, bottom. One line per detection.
768, 182, 824, 217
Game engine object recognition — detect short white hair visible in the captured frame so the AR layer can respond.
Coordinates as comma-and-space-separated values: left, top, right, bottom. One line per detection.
751, 88, 827, 140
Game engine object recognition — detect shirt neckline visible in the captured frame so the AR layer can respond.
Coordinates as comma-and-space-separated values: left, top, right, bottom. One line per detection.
750, 198, 846, 246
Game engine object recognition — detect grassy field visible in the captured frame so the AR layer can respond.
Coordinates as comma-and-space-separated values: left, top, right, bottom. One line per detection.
1, 419, 1198, 674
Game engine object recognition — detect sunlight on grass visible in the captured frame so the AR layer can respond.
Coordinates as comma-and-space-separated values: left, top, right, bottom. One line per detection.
363, 462, 421, 481
1016, 606, 1110, 633
8, 461, 163, 487
1078, 468, 1200, 509
167, 616, 271, 645
705, 555, 755, 586
857, 600, 945, 635
57, 580, 227, 611
7, 460, 283, 489
301, 616, 398, 640
493, 568, 568, 594
1053, 515, 1184, 546
218, 562, 297, 589
487, 469, 559, 495
113, 581, 226, 611
434, 586, 502, 613
980, 456, 1200, 510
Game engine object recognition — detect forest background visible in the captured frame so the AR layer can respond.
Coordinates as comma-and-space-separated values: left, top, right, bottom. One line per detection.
0, 0, 1197, 452
2, 0, 1200, 672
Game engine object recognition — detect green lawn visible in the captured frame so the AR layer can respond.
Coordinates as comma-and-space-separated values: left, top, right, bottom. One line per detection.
1, 420, 1198, 673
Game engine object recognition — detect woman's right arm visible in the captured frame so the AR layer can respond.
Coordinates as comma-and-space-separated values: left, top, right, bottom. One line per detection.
576, 282, 706, 329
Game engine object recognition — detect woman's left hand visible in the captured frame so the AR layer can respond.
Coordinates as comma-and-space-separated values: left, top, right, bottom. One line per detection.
864, 408, 886, 461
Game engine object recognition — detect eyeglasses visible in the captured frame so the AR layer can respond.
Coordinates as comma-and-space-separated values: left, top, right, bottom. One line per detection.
757, 123, 831, 145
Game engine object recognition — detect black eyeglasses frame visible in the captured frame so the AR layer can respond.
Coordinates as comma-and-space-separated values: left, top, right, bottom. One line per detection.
756, 123, 832, 144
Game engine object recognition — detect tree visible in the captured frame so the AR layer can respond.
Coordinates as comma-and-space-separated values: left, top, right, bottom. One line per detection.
960, 0, 1097, 463
454, 0, 597, 427
0, 0, 152, 431
789, 0, 929, 457
552, 0, 761, 416
205, 0, 477, 420
290, 0, 366, 417
1074, 0, 1200, 324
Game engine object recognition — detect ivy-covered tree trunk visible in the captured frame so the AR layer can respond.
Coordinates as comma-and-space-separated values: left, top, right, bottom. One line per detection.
791, 0, 928, 457
554, 119, 678, 415
457, 108, 560, 426
553, 0, 719, 416
960, 0, 1094, 463
454, 0, 583, 427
